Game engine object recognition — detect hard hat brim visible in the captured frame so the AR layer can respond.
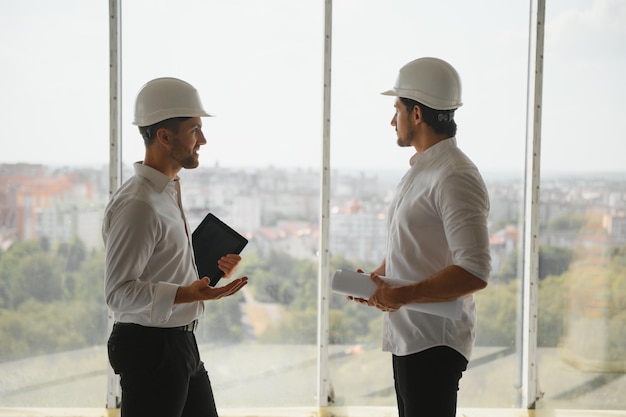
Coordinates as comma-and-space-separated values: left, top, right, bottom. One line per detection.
133, 110, 214, 127
380, 88, 462, 110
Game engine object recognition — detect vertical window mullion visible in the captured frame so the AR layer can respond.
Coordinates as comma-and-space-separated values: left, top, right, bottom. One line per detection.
106, 0, 122, 409
317, 0, 333, 409
521, 0, 546, 409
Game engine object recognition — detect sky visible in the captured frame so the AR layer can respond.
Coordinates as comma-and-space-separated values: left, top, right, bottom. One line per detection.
1, 0, 625, 174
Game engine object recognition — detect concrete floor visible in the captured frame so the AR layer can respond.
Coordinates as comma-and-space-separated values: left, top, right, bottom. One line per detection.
0, 343, 625, 415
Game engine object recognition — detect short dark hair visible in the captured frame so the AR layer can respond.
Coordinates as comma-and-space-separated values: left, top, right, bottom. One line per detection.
138, 117, 192, 145
399, 97, 457, 137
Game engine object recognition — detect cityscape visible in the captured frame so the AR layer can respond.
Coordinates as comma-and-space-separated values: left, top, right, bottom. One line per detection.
1, 162, 626, 409
2, 163, 626, 280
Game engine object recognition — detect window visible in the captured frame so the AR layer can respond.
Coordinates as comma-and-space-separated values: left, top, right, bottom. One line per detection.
328, 0, 528, 408
1, 0, 625, 415
0, 0, 109, 407
120, 0, 325, 408
536, 0, 626, 410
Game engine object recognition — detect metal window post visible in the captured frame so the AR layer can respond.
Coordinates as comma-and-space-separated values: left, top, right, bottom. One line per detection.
107, 0, 122, 409
317, 0, 333, 411
521, 0, 545, 409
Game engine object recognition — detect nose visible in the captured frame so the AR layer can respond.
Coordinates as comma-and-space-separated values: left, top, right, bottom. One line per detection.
198, 130, 207, 145
390, 113, 397, 127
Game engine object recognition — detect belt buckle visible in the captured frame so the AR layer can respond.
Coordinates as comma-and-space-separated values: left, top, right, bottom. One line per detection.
187, 320, 198, 332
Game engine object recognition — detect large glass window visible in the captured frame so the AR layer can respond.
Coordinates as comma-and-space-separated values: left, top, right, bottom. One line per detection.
328, 0, 528, 408
536, 0, 626, 410
119, 0, 324, 408
0, 0, 109, 406
1, 0, 625, 415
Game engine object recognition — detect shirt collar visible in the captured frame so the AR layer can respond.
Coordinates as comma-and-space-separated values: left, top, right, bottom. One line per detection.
133, 161, 178, 192
409, 136, 457, 167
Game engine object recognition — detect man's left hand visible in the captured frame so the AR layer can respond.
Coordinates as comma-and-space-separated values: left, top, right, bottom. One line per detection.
218, 254, 241, 279
367, 274, 403, 312
348, 273, 403, 312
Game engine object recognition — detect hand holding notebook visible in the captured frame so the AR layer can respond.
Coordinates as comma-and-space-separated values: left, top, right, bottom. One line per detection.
192, 213, 248, 286
331, 269, 463, 320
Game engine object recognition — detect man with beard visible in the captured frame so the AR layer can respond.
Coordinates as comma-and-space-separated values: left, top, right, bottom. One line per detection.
349, 58, 491, 417
103, 77, 248, 417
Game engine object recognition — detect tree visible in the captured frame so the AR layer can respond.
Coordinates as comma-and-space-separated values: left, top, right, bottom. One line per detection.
55, 237, 87, 273
539, 246, 573, 279
546, 213, 585, 231
475, 281, 518, 347
259, 307, 318, 344
538, 274, 565, 347
498, 245, 573, 283
0, 241, 64, 308
0, 239, 108, 360
15, 252, 64, 304
0, 299, 103, 360
71, 248, 105, 302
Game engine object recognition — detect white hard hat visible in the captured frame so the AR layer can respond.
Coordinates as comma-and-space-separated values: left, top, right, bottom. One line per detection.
133, 77, 212, 127
381, 57, 462, 110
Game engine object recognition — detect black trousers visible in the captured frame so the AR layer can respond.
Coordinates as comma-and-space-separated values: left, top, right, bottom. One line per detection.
392, 346, 468, 417
108, 323, 218, 417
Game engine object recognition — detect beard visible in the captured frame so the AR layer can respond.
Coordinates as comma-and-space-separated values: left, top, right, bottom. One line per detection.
170, 137, 200, 169
179, 155, 199, 169
396, 129, 415, 148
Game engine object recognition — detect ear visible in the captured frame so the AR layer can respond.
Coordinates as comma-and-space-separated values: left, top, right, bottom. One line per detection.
155, 127, 171, 147
412, 105, 422, 125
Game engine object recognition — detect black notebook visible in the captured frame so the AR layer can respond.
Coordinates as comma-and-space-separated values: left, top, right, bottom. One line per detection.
191, 213, 248, 286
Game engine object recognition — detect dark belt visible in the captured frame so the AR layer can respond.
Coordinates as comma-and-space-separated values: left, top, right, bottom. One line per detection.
172, 320, 198, 332
115, 319, 198, 332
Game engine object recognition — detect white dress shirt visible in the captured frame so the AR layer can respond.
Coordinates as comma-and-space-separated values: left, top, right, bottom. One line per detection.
102, 162, 203, 327
382, 137, 491, 360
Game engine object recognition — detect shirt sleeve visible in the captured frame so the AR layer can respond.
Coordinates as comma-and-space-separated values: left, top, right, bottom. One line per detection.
151, 282, 179, 324
438, 169, 492, 281
103, 198, 176, 321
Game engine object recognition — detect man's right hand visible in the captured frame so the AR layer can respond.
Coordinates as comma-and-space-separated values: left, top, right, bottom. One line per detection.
175, 276, 248, 304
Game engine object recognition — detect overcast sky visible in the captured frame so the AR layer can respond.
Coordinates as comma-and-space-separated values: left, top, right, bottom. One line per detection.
1, 0, 624, 174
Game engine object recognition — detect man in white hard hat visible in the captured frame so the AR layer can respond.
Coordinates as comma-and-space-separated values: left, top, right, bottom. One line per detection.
103, 77, 248, 417
349, 58, 491, 417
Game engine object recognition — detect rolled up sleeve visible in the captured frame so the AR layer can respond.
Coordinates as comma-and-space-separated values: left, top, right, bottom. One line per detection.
440, 170, 492, 281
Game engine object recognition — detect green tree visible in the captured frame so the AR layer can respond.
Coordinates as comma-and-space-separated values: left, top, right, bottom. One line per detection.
72, 248, 105, 303
0, 240, 44, 307
475, 270, 570, 348
259, 306, 318, 344
498, 245, 573, 283
546, 213, 586, 231
329, 298, 382, 345
0, 241, 65, 308
0, 239, 107, 360
71, 248, 108, 345
609, 247, 626, 319
0, 299, 104, 360
55, 237, 87, 273
475, 281, 518, 347
539, 246, 573, 279
538, 274, 565, 347
248, 251, 384, 345
16, 252, 64, 304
